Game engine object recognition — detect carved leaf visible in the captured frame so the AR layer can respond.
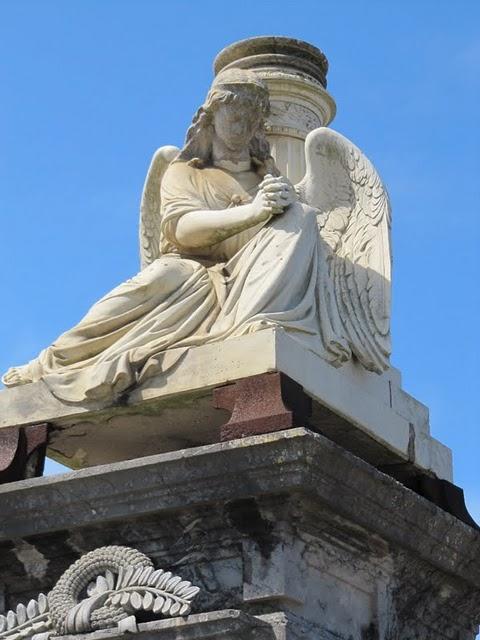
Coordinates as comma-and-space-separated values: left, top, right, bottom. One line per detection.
110, 593, 123, 607
105, 569, 116, 590
179, 586, 200, 599
173, 580, 191, 595
139, 567, 153, 585
116, 566, 125, 589
156, 571, 173, 589
150, 569, 165, 586
6, 611, 16, 630
130, 592, 143, 610
121, 566, 135, 588
153, 597, 164, 614
165, 576, 182, 591
26, 600, 39, 619
129, 567, 144, 587
38, 594, 48, 615
95, 575, 110, 594
142, 592, 154, 611
0, 599, 51, 640
16, 604, 27, 626
161, 598, 172, 615
65, 593, 109, 634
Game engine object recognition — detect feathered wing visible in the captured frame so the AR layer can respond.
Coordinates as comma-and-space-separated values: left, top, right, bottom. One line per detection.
139, 145, 180, 269
296, 128, 392, 373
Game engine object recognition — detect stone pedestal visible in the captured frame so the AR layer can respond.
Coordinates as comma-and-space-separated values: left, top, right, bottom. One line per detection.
1, 429, 479, 639
0, 329, 452, 482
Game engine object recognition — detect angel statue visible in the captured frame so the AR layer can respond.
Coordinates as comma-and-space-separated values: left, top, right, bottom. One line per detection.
2, 68, 391, 404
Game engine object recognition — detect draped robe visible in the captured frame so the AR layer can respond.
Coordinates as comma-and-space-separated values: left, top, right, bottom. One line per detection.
24, 161, 348, 403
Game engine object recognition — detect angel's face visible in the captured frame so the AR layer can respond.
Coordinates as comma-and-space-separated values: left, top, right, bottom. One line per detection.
212, 100, 261, 152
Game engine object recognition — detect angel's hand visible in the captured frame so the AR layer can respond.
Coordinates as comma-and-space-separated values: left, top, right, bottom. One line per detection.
259, 174, 297, 209
251, 188, 284, 221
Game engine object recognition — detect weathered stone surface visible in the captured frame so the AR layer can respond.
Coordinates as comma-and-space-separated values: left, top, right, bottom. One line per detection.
53, 610, 275, 640
0, 429, 478, 638
0, 329, 452, 481
214, 37, 330, 87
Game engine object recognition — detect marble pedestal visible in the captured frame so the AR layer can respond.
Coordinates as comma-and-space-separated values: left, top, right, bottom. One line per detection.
0, 329, 452, 482
1, 429, 479, 639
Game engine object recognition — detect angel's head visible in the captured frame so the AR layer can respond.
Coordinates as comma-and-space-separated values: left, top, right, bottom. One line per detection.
177, 68, 279, 176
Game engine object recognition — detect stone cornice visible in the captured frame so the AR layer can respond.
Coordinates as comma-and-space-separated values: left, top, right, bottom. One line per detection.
0, 428, 478, 589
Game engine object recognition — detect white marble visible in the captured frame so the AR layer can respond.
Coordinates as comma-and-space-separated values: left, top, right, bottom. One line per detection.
0, 328, 452, 480
0, 39, 452, 482
2, 67, 392, 405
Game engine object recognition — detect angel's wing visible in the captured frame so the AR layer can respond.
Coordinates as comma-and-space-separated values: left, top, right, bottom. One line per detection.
139, 145, 180, 269
296, 128, 392, 373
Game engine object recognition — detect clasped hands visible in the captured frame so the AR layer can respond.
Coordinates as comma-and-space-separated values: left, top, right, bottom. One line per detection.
252, 174, 297, 221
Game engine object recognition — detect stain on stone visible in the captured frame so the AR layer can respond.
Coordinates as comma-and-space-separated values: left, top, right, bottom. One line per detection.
224, 498, 276, 558
11, 539, 49, 582
361, 622, 379, 640
66, 530, 91, 556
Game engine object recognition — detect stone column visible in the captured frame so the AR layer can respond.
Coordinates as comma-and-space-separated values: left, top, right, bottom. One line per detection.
214, 37, 336, 183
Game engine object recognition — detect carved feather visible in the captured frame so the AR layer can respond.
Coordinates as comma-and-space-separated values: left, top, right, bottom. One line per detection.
139, 145, 179, 270
296, 127, 392, 373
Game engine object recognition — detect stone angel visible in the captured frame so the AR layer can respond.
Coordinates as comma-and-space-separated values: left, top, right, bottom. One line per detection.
2, 68, 391, 404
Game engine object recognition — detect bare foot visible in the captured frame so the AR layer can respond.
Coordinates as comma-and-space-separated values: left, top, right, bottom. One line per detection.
2, 365, 33, 387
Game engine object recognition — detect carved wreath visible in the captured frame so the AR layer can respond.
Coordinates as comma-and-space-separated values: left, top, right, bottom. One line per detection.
0, 546, 200, 640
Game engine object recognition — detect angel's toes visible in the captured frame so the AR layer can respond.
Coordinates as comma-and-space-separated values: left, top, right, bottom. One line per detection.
2, 366, 32, 387
2, 367, 17, 385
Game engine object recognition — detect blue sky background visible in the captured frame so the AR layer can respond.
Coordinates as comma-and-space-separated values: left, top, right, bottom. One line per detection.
0, 1, 479, 520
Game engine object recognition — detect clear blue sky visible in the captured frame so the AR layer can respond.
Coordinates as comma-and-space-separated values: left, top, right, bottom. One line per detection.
0, 1, 479, 519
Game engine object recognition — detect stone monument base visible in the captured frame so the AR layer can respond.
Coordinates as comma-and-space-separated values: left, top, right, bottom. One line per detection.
49, 611, 275, 640
0, 329, 451, 481
1, 429, 479, 639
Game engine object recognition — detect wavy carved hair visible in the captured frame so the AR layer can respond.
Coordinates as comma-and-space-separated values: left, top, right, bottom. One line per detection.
176, 83, 280, 177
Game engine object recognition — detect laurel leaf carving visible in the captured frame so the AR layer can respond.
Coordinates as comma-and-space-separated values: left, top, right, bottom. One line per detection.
0, 546, 199, 640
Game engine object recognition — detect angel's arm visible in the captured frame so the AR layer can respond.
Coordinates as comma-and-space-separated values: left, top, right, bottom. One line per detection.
175, 203, 263, 248
174, 176, 293, 249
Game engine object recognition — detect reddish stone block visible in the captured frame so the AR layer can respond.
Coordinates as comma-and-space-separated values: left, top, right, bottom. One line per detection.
0, 423, 48, 483
214, 372, 311, 441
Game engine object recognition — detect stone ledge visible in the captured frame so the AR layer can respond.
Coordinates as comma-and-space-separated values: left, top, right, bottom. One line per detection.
0, 428, 477, 588
54, 610, 274, 640
0, 329, 452, 480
